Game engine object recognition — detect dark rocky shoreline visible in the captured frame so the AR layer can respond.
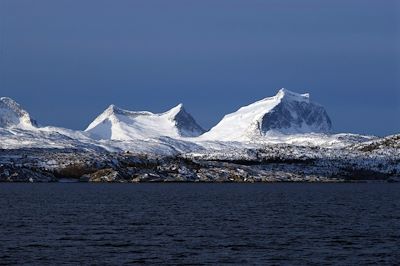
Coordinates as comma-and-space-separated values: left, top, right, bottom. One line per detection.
0, 148, 398, 183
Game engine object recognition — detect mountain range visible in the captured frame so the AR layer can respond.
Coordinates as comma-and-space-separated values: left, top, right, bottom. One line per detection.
0, 89, 398, 183
0, 89, 338, 147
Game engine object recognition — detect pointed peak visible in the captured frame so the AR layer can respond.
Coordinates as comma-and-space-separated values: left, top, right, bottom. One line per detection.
106, 104, 118, 112
0, 97, 22, 112
276, 88, 310, 101
173, 103, 185, 111
1, 96, 16, 103
0, 96, 37, 128
277, 88, 288, 94
0, 97, 23, 109
165, 103, 205, 136
104, 104, 129, 116
164, 103, 186, 117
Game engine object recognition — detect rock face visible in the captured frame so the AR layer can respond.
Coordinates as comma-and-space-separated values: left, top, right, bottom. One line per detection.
171, 104, 206, 137
83, 168, 122, 182
260, 90, 332, 133
0, 97, 37, 129
85, 104, 205, 140
201, 89, 332, 141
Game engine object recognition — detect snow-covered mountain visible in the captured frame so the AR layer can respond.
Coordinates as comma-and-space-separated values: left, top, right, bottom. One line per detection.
0, 93, 398, 183
0, 97, 38, 129
200, 89, 332, 141
0, 97, 203, 154
0, 97, 101, 150
85, 104, 205, 141
0, 91, 387, 156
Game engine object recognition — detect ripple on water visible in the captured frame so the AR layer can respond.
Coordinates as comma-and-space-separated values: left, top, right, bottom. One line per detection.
0, 183, 399, 265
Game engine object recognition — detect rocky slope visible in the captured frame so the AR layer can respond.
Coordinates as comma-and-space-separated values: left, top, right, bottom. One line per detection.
0, 141, 398, 183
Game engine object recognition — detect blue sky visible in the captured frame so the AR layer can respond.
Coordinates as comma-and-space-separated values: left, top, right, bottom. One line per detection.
0, 0, 399, 136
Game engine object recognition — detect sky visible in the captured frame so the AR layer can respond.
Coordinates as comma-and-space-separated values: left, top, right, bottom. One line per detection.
0, 0, 399, 136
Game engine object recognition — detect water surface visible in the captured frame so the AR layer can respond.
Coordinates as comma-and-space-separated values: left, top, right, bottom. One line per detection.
0, 183, 399, 265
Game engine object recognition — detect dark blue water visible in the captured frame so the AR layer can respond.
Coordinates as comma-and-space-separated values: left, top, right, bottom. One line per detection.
0, 183, 399, 265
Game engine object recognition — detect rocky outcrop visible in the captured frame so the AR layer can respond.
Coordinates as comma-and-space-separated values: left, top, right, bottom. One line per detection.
0, 145, 398, 183
0, 164, 55, 182
82, 168, 122, 182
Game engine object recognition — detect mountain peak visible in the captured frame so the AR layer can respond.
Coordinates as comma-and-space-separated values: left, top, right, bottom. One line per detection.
164, 103, 185, 117
106, 104, 131, 114
107, 104, 117, 110
104, 104, 127, 116
105, 104, 118, 114
276, 88, 310, 101
163, 104, 205, 137
0, 97, 22, 108
86, 103, 204, 140
0, 97, 37, 129
201, 89, 332, 141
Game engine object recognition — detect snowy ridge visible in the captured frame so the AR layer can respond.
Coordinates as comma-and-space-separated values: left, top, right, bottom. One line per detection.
85, 104, 205, 141
0, 90, 394, 157
0, 91, 398, 183
201, 88, 332, 141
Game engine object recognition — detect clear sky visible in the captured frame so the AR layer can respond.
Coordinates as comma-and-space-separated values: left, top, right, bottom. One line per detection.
0, 0, 399, 136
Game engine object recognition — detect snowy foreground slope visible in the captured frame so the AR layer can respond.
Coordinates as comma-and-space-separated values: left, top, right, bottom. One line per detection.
0, 89, 398, 182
